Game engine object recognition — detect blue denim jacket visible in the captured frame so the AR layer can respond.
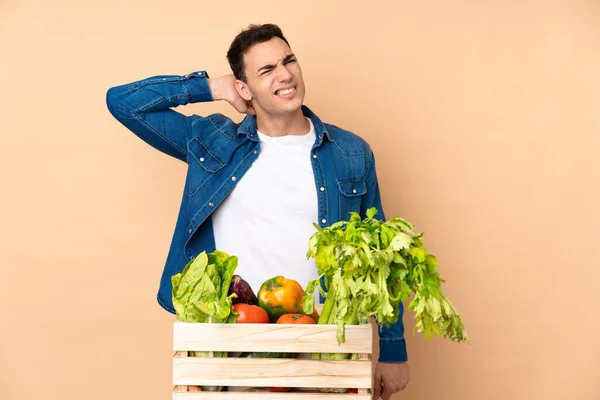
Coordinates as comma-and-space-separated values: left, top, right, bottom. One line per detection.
106, 71, 407, 362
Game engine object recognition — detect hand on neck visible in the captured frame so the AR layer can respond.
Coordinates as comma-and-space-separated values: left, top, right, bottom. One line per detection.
256, 108, 310, 137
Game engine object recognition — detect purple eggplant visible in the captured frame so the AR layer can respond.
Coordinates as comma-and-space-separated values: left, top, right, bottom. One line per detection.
228, 275, 259, 305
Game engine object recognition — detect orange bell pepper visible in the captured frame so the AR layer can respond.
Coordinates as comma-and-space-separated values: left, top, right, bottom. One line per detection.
258, 276, 319, 323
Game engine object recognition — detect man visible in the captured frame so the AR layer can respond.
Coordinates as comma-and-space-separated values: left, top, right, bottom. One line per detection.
106, 23, 409, 399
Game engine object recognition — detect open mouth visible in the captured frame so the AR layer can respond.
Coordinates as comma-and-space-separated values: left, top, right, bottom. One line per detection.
275, 85, 297, 97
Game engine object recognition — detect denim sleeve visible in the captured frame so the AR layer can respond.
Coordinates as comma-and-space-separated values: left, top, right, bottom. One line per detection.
361, 149, 409, 363
106, 71, 213, 162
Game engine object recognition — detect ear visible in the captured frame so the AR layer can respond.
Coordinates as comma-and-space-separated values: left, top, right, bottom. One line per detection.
235, 80, 253, 101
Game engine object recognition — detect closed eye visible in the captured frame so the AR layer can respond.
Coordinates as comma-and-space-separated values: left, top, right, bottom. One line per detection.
257, 54, 297, 76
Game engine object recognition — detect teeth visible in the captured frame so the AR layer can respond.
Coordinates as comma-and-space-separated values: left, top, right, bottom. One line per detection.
277, 87, 295, 95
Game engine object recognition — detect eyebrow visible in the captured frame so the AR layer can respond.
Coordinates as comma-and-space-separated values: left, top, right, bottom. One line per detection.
257, 54, 296, 74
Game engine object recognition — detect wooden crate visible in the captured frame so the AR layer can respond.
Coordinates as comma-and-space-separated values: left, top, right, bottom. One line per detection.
172, 317, 373, 399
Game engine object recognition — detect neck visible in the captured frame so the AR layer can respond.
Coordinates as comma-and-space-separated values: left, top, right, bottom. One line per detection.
256, 108, 310, 137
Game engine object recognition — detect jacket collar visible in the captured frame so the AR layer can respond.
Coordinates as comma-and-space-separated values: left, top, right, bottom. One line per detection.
236, 105, 331, 145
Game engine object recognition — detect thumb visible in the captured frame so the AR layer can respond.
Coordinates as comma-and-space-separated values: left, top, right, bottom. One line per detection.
373, 369, 382, 400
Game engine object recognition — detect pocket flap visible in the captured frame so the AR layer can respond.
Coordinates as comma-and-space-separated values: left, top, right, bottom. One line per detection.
188, 138, 224, 173
337, 178, 367, 197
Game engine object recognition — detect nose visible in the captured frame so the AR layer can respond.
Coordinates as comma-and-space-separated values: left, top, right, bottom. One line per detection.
275, 63, 293, 82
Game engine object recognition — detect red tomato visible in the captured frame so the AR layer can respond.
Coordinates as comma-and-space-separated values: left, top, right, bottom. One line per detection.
266, 386, 291, 392
233, 303, 270, 323
276, 313, 316, 324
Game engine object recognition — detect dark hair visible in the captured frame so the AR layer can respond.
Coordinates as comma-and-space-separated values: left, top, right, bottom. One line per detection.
227, 24, 291, 82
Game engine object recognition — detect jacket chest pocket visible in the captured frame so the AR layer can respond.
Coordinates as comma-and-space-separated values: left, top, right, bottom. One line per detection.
187, 138, 224, 196
337, 178, 367, 220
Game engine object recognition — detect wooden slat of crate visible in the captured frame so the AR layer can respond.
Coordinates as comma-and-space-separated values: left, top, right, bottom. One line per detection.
173, 322, 372, 353
172, 392, 372, 400
173, 357, 371, 388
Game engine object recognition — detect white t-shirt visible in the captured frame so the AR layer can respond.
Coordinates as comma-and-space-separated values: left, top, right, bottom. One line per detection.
211, 118, 319, 296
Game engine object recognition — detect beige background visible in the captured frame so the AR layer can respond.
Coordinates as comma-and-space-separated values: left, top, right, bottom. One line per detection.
1, 1, 599, 399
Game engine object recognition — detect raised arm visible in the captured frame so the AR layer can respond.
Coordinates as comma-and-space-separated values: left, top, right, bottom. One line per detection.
106, 72, 253, 161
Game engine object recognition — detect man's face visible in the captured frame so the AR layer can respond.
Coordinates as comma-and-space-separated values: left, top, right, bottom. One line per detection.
237, 37, 305, 117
